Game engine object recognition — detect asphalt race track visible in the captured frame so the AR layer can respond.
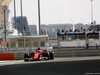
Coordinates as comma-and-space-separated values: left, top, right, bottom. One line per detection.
0, 57, 100, 75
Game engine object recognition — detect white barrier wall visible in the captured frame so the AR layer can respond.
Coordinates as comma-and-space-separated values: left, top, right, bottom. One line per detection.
60, 39, 100, 47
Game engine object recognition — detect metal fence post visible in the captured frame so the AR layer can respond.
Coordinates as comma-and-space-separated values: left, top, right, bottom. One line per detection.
86, 34, 89, 49
57, 36, 60, 50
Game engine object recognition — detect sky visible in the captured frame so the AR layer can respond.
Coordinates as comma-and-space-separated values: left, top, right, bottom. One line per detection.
8, 0, 100, 25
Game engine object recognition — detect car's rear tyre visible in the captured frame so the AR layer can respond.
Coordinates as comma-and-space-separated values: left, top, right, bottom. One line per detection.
49, 52, 54, 60
44, 52, 50, 60
24, 53, 29, 62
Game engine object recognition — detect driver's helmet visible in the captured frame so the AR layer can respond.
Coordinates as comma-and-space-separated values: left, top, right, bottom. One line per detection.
37, 47, 41, 50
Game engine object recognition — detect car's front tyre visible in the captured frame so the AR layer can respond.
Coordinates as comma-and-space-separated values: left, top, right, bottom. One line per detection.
24, 53, 29, 62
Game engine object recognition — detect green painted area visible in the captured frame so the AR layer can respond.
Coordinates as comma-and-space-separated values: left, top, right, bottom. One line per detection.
2, 45, 6, 48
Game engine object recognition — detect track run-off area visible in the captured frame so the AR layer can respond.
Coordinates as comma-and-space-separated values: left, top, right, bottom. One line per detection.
0, 56, 100, 66
1, 56, 100, 75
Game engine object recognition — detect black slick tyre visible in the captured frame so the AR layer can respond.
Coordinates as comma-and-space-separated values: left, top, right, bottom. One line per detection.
49, 52, 54, 60
44, 52, 50, 60
24, 53, 29, 62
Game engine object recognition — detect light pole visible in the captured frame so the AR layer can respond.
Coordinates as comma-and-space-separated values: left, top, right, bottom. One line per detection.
3, 6, 6, 42
91, 0, 93, 24
85, 0, 93, 49
20, 0, 26, 50
20, 0, 24, 35
3, 5, 7, 52
14, 0, 16, 29
38, 0, 41, 35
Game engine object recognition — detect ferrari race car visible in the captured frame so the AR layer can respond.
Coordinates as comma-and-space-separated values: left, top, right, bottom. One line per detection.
24, 48, 54, 62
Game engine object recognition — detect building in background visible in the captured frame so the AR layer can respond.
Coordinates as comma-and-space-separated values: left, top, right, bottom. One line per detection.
41, 24, 73, 36
28, 23, 91, 36
41, 25, 48, 35
29, 25, 37, 35
0, 6, 10, 29
75, 23, 90, 32
12, 16, 30, 35
90, 24, 100, 31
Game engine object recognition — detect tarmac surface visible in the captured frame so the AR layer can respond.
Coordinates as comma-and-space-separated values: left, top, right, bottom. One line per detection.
0, 56, 100, 75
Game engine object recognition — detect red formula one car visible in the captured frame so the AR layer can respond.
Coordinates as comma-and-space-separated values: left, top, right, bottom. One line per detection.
24, 48, 54, 62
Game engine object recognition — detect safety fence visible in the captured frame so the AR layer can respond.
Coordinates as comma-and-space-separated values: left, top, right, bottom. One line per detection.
49, 35, 100, 48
